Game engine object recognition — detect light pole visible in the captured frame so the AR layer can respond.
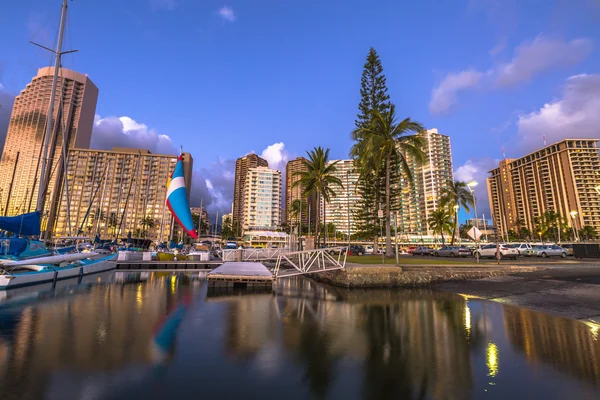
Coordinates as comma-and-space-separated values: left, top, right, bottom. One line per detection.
346, 170, 351, 247
467, 180, 478, 223
453, 204, 460, 244
570, 211, 580, 242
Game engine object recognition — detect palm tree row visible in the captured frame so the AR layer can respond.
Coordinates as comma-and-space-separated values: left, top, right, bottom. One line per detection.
425, 180, 475, 245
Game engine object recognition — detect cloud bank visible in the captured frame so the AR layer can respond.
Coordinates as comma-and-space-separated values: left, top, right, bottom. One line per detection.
516, 73, 600, 152
429, 35, 593, 115
91, 115, 177, 155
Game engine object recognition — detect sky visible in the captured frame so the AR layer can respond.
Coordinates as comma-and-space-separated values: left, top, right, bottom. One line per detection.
0, 0, 599, 222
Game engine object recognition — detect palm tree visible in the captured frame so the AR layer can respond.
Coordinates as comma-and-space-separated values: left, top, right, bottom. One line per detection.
579, 225, 598, 241
440, 181, 474, 245
139, 216, 155, 238
351, 105, 425, 256
292, 147, 343, 247
428, 209, 454, 245
538, 211, 568, 242
290, 198, 306, 234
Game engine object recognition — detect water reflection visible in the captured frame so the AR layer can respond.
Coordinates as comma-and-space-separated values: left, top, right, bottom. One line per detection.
0, 273, 598, 399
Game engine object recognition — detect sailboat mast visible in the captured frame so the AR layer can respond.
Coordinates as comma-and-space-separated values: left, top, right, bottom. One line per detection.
36, 0, 68, 214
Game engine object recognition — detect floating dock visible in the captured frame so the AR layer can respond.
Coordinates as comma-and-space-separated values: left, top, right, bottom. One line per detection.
207, 262, 273, 288
116, 260, 222, 271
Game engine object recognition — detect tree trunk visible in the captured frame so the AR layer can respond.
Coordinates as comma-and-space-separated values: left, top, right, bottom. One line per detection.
385, 154, 392, 257
441, 231, 445, 245
450, 209, 458, 245
315, 192, 321, 247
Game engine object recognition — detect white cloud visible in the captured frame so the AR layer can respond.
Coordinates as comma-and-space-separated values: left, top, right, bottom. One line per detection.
260, 142, 289, 172
516, 73, 600, 152
217, 6, 236, 22
496, 36, 593, 87
429, 69, 483, 115
429, 35, 593, 114
91, 115, 177, 155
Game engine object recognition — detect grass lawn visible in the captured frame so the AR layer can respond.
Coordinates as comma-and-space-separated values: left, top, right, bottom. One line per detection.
346, 255, 476, 265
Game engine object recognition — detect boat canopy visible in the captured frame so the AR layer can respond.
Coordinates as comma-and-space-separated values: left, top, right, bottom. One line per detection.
0, 212, 41, 236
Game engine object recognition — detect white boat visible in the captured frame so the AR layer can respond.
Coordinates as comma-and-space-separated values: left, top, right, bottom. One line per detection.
117, 251, 144, 261
0, 254, 117, 290
187, 251, 210, 261
1, 252, 98, 266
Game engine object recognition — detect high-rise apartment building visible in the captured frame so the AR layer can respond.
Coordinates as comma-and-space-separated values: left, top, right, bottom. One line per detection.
54, 147, 193, 242
233, 154, 268, 229
0, 67, 98, 231
323, 159, 360, 237
285, 157, 317, 231
242, 167, 281, 231
396, 129, 454, 235
487, 139, 600, 238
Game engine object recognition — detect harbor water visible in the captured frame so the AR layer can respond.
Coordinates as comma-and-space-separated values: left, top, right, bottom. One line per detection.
0, 271, 599, 399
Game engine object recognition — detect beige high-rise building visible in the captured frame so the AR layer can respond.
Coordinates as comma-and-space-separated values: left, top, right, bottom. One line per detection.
397, 128, 454, 235
0, 67, 98, 230
233, 154, 268, 230
487, 139, 600, 239
242, 166, 281, 231
285, 157, 317, 232
323, 159, 360, 237
53, 147, 193, 242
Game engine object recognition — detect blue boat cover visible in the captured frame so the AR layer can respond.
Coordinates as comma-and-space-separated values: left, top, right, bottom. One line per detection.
0, 212, 41, 236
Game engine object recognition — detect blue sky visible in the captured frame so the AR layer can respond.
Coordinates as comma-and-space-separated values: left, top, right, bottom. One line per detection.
0, 0, 599, 219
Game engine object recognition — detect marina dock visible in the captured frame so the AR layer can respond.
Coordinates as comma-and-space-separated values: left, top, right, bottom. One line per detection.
207, 262, 274, 288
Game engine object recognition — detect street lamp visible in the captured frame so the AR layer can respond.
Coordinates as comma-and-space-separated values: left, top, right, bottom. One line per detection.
467, 180, 479, 229
569, 211, 580, 242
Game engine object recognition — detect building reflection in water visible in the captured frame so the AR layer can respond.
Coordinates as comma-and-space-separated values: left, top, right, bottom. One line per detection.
0, 272, 193, 400
212, 277, 476, 399
503, 306, 600, 385
1, 273, 599, 399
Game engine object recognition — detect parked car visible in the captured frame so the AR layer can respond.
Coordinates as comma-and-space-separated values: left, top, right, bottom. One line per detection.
406, 246, 418, 255
533, 245, 568, 258
434, 246, 471, 258
506, 243, 533, 256
560, 243, 574, 256
413, 246, 435, 256
474, 244, 519, 259
348, 245, 365, 256
328, 246, 347, 255
365, 245, 374, 254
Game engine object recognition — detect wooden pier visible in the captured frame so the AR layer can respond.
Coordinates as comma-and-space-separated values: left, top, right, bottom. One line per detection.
207, 262, 273, 289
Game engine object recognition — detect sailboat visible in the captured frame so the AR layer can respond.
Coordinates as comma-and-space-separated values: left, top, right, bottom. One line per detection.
156, 152, 198, 261
0, 0, 117, 289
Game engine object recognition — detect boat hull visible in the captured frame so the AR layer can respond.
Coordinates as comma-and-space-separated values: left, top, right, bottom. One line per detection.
0, 254, 117, 290
117, 251, 143, 261
156, 252, 175, 261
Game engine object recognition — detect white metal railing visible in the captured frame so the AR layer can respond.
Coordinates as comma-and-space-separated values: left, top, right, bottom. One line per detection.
273, 246, 347, 278
220, 248, 288, 262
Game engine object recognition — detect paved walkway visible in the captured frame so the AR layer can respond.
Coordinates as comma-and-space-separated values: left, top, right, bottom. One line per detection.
434, 262, 600, 323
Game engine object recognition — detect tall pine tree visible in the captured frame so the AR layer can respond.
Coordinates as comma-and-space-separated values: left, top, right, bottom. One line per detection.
352, 48, 394, 243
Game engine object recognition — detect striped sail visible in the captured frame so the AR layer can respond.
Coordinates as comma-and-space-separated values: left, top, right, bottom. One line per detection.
166, 154, 198, 239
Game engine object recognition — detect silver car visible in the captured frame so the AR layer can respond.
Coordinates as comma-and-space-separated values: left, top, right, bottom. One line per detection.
434, 246, 471, 258
535, 245, 568, 258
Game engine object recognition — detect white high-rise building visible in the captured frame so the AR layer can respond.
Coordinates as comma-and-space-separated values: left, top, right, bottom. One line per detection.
397, 128, 454, 235
243, 167, 281, 231
323, 159, 360, 237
